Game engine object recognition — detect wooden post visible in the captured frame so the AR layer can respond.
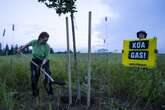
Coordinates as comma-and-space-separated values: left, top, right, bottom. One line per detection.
105, 17, 109, 64
87, 11, 92, 107
66, 17, 72, 104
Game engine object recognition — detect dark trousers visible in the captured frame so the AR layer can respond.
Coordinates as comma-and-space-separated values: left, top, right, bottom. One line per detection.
31, 58, 53, 97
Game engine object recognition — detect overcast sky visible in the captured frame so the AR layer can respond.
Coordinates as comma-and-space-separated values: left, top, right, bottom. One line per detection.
0, 0, 165, 53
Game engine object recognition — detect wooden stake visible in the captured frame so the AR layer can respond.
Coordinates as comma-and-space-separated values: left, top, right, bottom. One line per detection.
87, 11, 92, 107
66, 17, 72, 104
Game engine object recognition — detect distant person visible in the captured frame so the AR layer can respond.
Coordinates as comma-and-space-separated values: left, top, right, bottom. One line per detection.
137, 30, 158, 53
122, 30, 147, 53
17, 32, 53, 98
136, 30, 147, 39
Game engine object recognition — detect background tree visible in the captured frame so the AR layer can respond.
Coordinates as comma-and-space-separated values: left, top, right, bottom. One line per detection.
4, 44, 9, 55
8, 45, 14, 55
50, 47, 54, 54
0, 43, 2, 55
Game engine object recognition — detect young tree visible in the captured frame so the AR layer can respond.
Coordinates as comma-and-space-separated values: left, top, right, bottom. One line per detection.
38, 0, 81, 102
5, 44, 9, 55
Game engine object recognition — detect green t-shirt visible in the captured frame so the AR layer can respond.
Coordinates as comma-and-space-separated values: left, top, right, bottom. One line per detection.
28, 40, 50, 60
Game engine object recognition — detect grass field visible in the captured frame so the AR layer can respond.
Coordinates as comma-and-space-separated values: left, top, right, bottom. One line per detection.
0, 53, 165, 110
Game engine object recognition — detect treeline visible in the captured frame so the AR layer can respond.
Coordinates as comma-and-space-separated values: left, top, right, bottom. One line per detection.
0, 43, 55, 56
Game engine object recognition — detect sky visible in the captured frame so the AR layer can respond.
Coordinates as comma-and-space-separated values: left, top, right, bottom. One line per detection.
0, 0, 165, 53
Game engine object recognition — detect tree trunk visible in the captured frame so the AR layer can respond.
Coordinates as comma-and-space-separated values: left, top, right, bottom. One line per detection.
70, 12, 81, 102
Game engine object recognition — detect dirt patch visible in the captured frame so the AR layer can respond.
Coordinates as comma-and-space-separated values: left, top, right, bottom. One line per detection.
13, 91, 102, 110
60, 95, 95, 106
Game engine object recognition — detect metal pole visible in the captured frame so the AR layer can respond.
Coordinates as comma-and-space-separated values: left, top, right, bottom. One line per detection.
87, 11, 92, 107
66, 17, 72, 104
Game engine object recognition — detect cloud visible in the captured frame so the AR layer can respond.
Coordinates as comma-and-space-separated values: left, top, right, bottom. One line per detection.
0, 0, 164, 53
1, 0, 116, 52
74, 0, 120, 51
95, 0, 165, 53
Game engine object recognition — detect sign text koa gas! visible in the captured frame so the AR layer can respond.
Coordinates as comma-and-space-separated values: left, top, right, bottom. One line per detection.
122, 38, 157, 68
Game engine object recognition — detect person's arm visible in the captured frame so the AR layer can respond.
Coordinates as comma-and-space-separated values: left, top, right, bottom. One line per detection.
41, 44, 50, 68
16, 43, 30, 53
16, 40, 35, 53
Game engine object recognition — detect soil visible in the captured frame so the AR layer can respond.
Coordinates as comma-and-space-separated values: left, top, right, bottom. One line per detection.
13, 90, 102, 110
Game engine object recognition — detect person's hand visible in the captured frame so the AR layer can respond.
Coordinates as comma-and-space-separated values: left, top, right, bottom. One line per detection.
155, 49, 158, 53
41, 63, 45, 69
16, 48, 22, 54
41, 59, 47, 69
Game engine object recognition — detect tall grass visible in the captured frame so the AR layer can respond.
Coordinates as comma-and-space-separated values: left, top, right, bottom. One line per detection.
0, 80, 14, 110
0, 53, 165, 109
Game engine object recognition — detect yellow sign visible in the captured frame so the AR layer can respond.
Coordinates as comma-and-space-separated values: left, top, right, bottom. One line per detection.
122, 37, 157, 68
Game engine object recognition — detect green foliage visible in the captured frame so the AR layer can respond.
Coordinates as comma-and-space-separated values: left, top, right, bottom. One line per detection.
0, 55, 30, 90
0, 81, 14, 110
38, 0, 77, 15
0, 53, 165, 109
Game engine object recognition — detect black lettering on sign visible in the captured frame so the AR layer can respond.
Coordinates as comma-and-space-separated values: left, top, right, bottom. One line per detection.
129, 63, 146, 66
129, 40, 149, 49
128, 51, 148, 60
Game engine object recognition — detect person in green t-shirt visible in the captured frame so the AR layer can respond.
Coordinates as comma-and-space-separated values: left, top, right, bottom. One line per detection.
17, 32, 53, 97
